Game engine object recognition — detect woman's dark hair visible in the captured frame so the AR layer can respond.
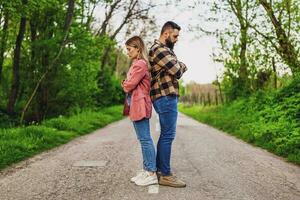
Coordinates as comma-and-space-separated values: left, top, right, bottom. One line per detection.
160, 21, 181, 35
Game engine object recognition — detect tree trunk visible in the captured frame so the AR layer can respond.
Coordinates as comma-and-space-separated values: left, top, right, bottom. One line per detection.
236, 0, 249, 94
100, 47, 110, 71
30, 21, 37, 62
259, 0, 300, 74
37, 12, 54, 121
0, 12, 9, 84
207, 93, 211, 106
272, 57, 277, 89
7, 0, 28, 114
20, 0, 76, 123
215, 90, 219, 105
216, 78, 224, 104
63, 0, 75, 33
227, 0, 250, 96
239, 26, 248, 83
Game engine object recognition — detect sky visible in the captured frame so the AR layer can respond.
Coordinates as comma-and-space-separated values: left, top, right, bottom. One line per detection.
145, 1, 223, 84
174, 34, 220, 84
95, 0, 224, 84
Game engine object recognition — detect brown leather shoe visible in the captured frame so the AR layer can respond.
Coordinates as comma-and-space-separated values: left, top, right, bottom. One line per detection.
158, 174, 186, 188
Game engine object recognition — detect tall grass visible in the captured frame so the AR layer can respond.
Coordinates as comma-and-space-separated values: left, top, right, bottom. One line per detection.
0, 105, 123, 170
179, 77, 300, 164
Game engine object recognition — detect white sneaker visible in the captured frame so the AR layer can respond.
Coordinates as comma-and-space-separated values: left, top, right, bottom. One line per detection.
135, 171, 158, 186
130, 170, 145, 183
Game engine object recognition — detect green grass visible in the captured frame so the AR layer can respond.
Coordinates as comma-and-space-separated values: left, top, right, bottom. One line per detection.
179, 78, 300, 165
0, 105, 123, 170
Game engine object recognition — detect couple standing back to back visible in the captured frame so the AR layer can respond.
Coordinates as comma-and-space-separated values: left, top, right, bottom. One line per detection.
121, 21, 187, 188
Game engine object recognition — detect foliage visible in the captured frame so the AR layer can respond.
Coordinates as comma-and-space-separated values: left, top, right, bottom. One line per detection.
0, 105, 123, 170
179, 77, 300, 164
0, 0, 135, 124
190, 0, 300, 100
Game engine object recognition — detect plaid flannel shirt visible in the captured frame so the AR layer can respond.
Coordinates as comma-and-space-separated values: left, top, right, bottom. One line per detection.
149, 39, 187, 101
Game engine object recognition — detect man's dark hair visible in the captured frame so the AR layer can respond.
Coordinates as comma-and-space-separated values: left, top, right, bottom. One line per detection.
160, 21, 181, 35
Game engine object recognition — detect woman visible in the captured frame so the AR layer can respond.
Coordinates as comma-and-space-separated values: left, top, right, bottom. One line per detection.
121, 36, 157, 186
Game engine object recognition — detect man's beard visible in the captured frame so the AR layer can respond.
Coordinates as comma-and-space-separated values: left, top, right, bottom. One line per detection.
165, 37, 175, 50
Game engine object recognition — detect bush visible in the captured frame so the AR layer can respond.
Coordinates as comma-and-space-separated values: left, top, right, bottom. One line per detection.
179, 77, 300, 165
0, 105, 123, 170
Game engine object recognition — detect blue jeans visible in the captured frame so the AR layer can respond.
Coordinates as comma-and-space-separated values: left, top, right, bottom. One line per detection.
153, 95, 178, 176
127, 94, 156, 172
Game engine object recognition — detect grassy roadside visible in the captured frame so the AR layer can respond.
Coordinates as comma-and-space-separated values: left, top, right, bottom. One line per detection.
179, 103, 300, 165
179, 80, 300, 165
0, 105, 124, 170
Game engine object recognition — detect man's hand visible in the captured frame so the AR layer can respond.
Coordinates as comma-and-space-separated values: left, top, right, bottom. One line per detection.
121, 79, 125, 87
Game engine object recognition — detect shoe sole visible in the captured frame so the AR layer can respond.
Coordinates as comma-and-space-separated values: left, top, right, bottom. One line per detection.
135, 180, 158, 186
158, 182, 186, 188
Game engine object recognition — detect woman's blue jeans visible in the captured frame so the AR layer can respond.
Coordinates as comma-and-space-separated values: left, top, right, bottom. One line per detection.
153, 95, 178, 176
127, 95, 156, 172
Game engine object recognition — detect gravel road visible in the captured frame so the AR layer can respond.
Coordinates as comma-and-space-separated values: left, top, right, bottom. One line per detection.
0, 113, 299, 200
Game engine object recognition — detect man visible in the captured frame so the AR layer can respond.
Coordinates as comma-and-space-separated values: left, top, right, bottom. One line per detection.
149, 21, 187, 188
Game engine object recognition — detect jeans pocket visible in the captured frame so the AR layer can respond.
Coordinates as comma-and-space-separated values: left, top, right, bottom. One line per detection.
154, 96, 170, 114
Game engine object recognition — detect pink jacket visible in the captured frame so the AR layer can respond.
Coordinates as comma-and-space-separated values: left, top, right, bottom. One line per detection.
122, 59, 152, 121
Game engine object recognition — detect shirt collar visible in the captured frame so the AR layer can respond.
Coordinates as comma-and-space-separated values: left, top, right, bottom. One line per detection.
154, 39, 173, 52
154, 39, 165, 47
